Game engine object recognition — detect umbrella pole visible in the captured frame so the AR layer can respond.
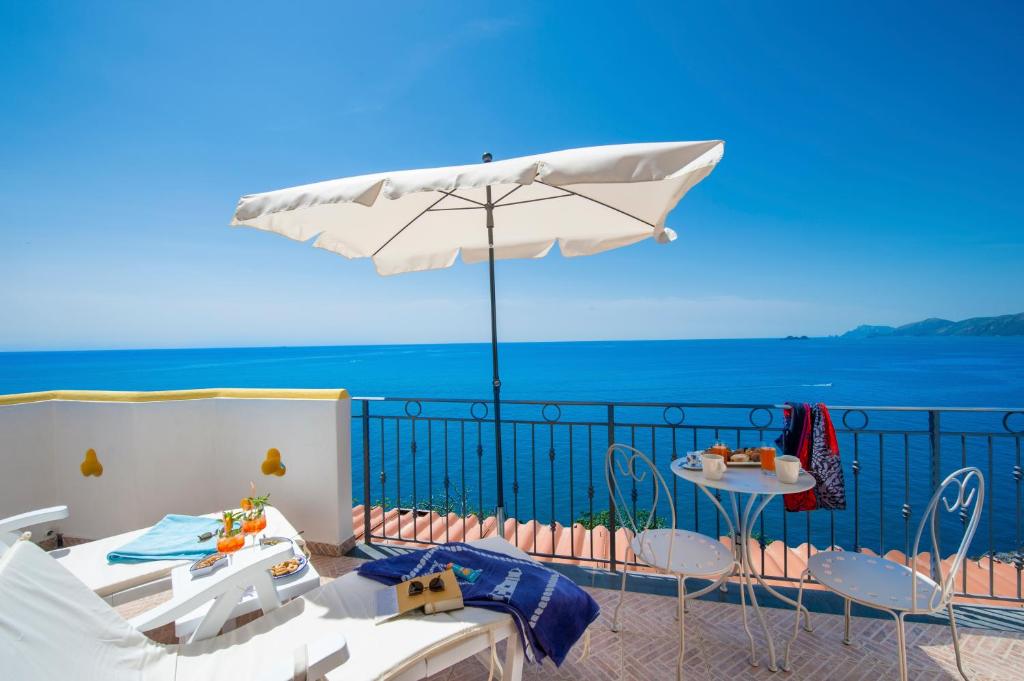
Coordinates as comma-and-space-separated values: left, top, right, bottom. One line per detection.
484, 172, 506, 530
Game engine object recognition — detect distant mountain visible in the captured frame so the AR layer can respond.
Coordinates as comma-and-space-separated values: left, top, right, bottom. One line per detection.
842, 324, 896, 339
842, 313, 1024, 338
894, 317, 957, 336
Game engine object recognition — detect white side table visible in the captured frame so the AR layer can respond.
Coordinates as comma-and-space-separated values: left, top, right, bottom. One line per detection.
171, 539, 321, 641
670, 461, 815, 672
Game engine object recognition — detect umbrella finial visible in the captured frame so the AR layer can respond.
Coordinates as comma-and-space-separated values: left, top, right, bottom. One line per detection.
482, 152, 493, 163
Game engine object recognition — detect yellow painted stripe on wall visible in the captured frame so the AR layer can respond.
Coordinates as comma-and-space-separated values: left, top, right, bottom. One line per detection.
0, 388, 350, 406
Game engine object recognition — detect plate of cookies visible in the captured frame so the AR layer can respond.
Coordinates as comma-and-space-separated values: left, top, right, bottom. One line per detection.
269, 553, 308, 580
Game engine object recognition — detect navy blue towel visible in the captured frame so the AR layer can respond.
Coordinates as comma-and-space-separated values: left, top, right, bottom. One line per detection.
358, 542, 599, 665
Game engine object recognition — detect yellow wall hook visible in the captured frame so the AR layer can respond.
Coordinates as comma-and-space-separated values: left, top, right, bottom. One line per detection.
80, 448, 103, 477
261, 447, 286, 476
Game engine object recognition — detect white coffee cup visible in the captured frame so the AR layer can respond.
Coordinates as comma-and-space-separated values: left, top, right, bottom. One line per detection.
702, 453, 726, 480
775, 455, 802, 484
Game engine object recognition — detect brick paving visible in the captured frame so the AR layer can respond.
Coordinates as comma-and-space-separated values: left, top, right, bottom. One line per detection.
116, 551, 1024, 680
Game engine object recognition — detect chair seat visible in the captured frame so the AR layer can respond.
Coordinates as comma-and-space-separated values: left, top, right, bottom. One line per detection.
807, 551, 942, 612
631, 529, 733, 577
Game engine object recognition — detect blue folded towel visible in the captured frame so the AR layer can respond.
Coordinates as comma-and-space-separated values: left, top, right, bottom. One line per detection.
106, 514, 222, 564
358, 542, 600, 666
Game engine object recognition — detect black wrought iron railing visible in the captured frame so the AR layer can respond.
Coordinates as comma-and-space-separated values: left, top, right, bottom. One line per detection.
352, 397, 1024, 602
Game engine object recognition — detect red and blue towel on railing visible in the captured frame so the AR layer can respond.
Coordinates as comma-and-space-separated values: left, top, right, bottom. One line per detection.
357, 542, 600, 665
777, 402, 847, 511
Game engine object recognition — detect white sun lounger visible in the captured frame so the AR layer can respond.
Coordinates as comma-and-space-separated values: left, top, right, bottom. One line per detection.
0, 504, 70, 546
0, 505, 304, 605
0, 531, 526, 680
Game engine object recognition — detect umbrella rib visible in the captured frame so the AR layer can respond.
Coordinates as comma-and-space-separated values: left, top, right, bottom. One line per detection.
439, 190, 486, 207
371, 193, 452, 257
493, 194, 574, 208
535, 180, 655, 227
492, 185, 524, 206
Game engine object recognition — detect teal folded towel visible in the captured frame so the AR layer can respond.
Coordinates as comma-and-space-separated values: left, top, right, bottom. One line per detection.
107, 514, 223, 564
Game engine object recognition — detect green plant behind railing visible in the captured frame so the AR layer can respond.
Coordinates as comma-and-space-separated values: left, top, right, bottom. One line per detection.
361, 486, 487, 520
575, 508, 669, 530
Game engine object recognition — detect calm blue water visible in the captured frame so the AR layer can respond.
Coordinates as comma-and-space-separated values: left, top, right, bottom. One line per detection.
3, 337, 1022, 407
2, 338, 1022, 561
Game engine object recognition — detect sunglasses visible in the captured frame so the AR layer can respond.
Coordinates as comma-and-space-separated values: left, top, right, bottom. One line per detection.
408, 576, 445, 597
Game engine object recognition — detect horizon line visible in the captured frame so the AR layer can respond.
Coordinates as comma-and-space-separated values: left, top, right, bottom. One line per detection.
9, 334, 1010, 355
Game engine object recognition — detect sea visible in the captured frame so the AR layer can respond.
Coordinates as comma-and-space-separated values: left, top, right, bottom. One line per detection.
2, 337, 1023, 558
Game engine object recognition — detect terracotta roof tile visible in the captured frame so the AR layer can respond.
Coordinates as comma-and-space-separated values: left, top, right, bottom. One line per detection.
354, 507, 1021, 606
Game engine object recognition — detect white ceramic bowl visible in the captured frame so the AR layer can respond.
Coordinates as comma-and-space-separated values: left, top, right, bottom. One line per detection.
189, 552, 228, 577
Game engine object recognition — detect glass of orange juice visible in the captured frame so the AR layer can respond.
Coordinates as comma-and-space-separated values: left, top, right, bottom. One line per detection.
758, 442, 776, 475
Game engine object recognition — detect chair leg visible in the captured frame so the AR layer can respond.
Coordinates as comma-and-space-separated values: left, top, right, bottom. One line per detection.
842, 598, 852, 645
947, 603, 970, 680
611, 563, 628, 633
892, 611, 908, 681
735, 562, 757, 668
676, 576, 687, 681
783, 569, 809, 672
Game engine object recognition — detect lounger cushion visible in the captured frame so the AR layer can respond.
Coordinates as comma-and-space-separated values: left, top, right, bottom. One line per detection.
0, 538, 176, 680
0, 536, 525, 680
179, 560, 510, 680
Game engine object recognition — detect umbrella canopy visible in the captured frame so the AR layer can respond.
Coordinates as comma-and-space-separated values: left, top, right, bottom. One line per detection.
231, 140, 725, 525
231, 141, 724, 275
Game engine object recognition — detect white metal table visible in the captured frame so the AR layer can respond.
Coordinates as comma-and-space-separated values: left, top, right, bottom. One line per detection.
669, 461, 815, 672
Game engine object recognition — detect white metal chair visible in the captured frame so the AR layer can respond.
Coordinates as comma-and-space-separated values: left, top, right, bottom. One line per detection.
783, 467, 984, 680
606, 444, 750, 680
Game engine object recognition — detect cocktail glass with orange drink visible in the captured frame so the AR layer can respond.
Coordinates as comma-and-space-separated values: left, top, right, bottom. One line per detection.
216, 510, 245, 554
241, 483, 271, 545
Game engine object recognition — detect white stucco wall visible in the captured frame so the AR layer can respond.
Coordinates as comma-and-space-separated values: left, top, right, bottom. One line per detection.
0, 390, 352, 548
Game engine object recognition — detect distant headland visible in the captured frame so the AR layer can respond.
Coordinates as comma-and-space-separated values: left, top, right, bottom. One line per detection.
842, 312, 1024, 339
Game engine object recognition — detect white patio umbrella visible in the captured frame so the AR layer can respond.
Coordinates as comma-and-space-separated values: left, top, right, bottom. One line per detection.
231, 140, 725, 524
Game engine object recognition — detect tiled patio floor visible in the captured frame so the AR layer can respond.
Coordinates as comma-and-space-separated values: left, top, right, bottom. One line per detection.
119, 552, 1024, 680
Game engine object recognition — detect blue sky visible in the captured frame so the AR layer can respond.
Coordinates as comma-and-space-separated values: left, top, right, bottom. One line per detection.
1, 1, 1022, 350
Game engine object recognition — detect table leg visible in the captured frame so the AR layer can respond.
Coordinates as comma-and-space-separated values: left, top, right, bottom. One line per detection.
743, 493, 812, 632
739, 493, 778, 672
691, 487, 764, 668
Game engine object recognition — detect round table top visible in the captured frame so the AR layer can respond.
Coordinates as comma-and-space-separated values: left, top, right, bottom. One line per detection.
670, 458, 816, 495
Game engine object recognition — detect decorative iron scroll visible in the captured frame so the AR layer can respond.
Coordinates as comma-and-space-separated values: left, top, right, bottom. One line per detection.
662, 405, 685, 426
541, 403, 562, 423
841, 409, 869, 431
470, 401, 489, 420
748, 407, 773, 429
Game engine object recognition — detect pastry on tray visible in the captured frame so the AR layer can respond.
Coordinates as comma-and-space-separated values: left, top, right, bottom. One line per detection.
725, 447, 762, 464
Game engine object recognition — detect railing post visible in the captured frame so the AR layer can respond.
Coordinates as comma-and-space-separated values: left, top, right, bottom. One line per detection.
929, 410, 942, 552
929, 410, 942, 493
362, 399, 372, 545
607, 404, 617, 573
